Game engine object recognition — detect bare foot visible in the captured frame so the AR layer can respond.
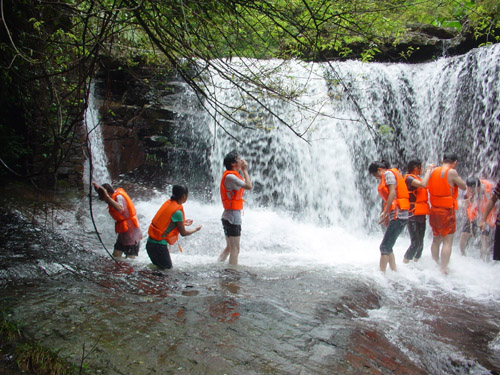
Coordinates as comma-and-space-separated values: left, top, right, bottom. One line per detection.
403, 258, 410, 264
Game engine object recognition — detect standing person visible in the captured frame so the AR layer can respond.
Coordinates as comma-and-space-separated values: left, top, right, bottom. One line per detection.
403, 160, 434, 263
459, 177, 497, 260
479, 180, 500, 261
146, 185, 202, 270
368, 160, 410, 273
92, 182, 142, 259
218, 151, 252, 266
427, 152, 466, 274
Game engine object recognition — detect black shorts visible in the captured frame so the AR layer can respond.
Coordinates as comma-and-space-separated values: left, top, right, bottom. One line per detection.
222, 219, 241, 237
114, 239, 140, 256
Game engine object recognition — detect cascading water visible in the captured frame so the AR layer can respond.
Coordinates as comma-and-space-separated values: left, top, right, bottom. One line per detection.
83, 83, 111, 188
5, 45, 500, 375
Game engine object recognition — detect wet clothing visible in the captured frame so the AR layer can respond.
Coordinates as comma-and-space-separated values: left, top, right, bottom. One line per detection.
146, 203, 184, 269
148, 200, 184, 244
428, 167, 459, 236
112, 193, 143, 251
378, 169, 409, 255
114, 239, 140, 257
404, 220, 426, 260
222, 219, 241, 237
380, 218, 408, 255
429, 206, 456, 236
403, 174, 427, 261
146, 241, 172, 270
221, 172, 246, 230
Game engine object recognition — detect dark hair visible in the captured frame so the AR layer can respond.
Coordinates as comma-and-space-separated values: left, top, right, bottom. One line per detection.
368, 160, 390, 175
407, 159, 422, 174
171, 185, 188, 202
443, 152, 458, 163
223, 150, 239, 170
101, 183, 114, 195
466, 177, 479, 187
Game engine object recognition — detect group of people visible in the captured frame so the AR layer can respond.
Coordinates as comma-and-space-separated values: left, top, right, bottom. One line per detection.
92, 151, 252, 270
91, 149, 499, 275
369, 152, 500, 274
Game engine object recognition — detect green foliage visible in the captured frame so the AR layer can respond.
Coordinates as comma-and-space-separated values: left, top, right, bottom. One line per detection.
0, 0, 498, 183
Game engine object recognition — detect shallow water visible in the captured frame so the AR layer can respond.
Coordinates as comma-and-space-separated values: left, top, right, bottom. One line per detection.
2, 189, 500, 375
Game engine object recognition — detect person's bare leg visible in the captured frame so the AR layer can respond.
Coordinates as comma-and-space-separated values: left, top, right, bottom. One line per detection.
380, 254, 389, 272
228, 236, 241, 265
459, 232, 470, 256
388, 253, 397, 271
113, 250, 123, 258
431, 236, 443, 264
480, 234, 491, 262
440, 233, 454, 274
218, 238, 231, 262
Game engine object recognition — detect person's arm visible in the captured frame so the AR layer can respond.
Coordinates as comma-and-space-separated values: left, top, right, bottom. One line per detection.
448, 169, 467, 190
479, 195, 498, 230
240, 159, 252, 190
410, 164, 434, 188
92, 182, 123, 212
381, 183, 397, 220
176, 220, 202, 236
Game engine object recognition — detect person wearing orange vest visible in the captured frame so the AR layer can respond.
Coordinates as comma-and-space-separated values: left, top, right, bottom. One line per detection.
368, 160, 410, 273
459, 177, 497, 260
218, 151, 252, 266
403, 159, 434, 263
146, 185, 202, 270
479, 180, 500, 261
92, 182, 142, 259
427, 152, 466, 274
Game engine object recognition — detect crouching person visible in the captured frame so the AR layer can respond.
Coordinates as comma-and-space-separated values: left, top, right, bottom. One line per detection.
146, 185, 202, 269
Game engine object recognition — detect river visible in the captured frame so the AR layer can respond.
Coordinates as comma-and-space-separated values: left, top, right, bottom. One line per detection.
2, 43, 500, 374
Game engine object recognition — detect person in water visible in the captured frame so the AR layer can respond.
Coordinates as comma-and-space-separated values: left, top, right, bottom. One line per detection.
218, 150, 252, 266
479, 180, 500, 261
427, 152, 466, 274
461, 177, 498, 260
146, 185, 202, 270
92, 182, 142, 259
403, 159, 434, 263
369, 160, 410, 272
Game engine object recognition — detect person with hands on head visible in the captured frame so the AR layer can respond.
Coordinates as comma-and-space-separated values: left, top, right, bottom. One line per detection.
479, 180, 500, 261
368, 160, 410, 273
218, 151, 253, 266
403, 160, 434, 263
146, 185, 202, 270
92, 182, 142, 259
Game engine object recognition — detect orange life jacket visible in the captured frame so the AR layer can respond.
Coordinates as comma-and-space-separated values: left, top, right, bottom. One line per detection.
220, 170, 245, 210
428, 167, 458, 209
108, 188, 140, 233
148, 199, 185, 245
377, 168, 410, 212
404, 173, 430, 216
466, 179, 496, 226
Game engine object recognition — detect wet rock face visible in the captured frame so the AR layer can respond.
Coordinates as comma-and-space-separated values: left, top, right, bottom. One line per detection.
90, 60, 213, 192
2, 202, 500, 375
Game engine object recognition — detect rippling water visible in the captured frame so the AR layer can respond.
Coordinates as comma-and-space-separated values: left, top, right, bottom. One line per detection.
2, 187, 500, 375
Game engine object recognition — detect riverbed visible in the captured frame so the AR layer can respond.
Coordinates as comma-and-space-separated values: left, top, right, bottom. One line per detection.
1, 187, 500, 375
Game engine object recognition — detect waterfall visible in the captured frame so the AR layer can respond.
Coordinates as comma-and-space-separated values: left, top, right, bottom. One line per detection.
83, 84, 111, 188
172, 44, 500, 231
